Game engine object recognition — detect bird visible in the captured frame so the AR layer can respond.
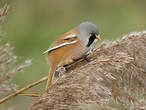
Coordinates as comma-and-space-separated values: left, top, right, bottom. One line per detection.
43, 22, 101, 92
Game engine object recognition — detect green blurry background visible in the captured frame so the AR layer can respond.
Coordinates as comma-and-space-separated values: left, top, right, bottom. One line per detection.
0, 0, 146, 110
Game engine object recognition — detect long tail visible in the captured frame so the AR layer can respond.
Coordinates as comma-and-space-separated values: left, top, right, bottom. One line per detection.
45, 64, 57, 92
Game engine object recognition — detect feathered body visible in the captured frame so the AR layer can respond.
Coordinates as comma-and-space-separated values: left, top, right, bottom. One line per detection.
44, 22, 101, 91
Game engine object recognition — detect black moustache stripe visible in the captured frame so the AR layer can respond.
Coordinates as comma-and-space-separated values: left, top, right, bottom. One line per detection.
87, 34, 96, 47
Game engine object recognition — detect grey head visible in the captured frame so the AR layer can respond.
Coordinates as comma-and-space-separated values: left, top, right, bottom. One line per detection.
77, 22, 100, 47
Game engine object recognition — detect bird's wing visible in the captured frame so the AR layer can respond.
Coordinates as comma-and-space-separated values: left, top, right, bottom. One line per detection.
42, 40, 77, 54
43, 29, 78, 54
63, 34, 77, 40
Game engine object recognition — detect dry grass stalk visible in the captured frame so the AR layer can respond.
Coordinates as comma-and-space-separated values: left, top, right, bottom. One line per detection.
0, 5, 9, 24
29, 31, 146, 110
0, 5, 9, 38
0, 4, 31, 101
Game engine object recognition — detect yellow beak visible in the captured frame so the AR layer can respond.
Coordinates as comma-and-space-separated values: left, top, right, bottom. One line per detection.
96, 35, 101, 40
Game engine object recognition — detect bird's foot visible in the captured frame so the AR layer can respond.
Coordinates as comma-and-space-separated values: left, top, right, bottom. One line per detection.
55, 66, 66, 77
83, 57, 91, 62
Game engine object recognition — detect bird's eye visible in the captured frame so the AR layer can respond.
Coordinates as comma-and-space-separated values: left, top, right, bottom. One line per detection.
86, 33, 96, 47
90, 33, 96, 38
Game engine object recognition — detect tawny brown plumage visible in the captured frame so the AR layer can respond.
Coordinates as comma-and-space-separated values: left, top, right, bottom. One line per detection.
45, 22, 100, 91
46, 29, 83, 91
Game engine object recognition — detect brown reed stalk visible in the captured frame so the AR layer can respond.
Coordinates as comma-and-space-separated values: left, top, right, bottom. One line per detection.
0, 4, 31, 102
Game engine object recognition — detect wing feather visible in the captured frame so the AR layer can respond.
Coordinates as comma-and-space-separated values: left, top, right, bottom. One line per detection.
63, 34, 77, 40
43, 40, 77, 54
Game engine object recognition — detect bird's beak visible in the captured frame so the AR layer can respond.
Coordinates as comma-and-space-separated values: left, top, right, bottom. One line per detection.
96, 35, 101, 40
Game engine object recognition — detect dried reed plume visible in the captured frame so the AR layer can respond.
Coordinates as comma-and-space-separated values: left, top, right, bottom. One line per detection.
0, 5, 31, 98
29, 31, 146, 110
